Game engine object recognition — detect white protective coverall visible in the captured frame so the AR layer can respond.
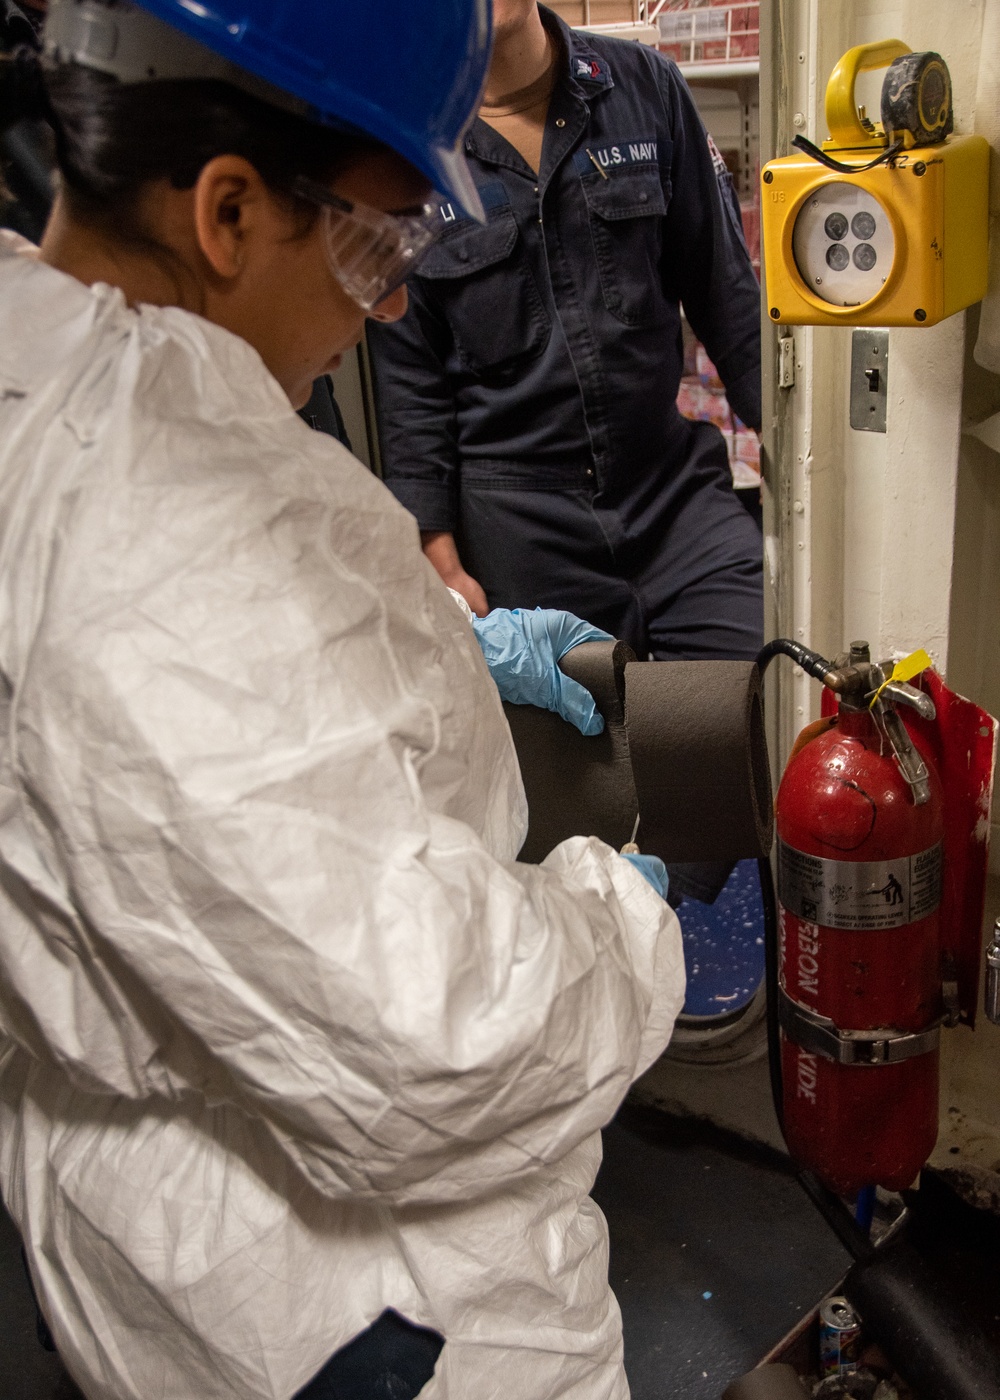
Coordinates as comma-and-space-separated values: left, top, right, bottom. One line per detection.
0, 231, 685, 1400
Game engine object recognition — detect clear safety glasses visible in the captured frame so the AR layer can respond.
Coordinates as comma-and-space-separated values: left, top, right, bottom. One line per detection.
293, 178, 440, 311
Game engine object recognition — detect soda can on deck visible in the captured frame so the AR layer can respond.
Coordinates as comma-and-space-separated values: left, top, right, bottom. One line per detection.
819, 1296, 861, 1376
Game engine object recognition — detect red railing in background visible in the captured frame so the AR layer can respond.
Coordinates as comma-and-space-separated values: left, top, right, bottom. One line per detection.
677, 345, 761, 489
650, 1, 759, 67
647, 1, 761, 486
678, 200, 759, 488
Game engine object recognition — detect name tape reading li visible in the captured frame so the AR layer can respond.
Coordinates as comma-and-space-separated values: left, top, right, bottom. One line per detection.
778, 840, 943, 930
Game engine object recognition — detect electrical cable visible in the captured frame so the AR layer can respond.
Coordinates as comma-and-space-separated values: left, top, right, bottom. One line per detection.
758, 853, 784, 1137
791, 133, 905, 174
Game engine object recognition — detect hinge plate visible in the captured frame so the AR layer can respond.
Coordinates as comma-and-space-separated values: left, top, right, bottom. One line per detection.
779, 335, 796, 389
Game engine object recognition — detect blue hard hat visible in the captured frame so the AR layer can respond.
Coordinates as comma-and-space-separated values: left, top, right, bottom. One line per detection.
45, 0, 492, 220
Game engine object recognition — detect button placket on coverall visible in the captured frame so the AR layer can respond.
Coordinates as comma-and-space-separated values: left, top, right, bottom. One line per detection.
368, 7, 764, 662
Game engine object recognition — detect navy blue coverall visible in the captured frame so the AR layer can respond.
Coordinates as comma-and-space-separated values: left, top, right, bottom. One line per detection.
368, 6, 763, 664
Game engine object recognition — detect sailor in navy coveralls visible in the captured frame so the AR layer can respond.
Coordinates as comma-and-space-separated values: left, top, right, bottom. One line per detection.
368, 4, 763, 666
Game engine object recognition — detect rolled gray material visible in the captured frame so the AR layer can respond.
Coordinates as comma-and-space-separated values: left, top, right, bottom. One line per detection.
503, 641, 638, 865
504, 644, 773, 866
625, 659, 773, 865
721, 1364, 811, 1400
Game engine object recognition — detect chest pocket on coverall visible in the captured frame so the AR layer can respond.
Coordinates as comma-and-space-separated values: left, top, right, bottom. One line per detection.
582, 166, 669, 327
417, 204, 551, 379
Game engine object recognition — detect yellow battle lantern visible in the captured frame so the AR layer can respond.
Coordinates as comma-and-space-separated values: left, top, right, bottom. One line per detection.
761, 40, 989, 328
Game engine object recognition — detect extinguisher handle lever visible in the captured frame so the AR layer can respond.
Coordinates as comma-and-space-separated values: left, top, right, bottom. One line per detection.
873, 705, 932, 805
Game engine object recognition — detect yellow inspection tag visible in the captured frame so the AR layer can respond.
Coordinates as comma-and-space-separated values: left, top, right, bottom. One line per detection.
869, 648, 933, 708
890, 649, 933, 683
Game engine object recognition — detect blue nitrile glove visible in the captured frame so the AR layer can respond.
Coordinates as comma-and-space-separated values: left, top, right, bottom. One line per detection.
471, 607, 614, 736
621, 852, 670, 900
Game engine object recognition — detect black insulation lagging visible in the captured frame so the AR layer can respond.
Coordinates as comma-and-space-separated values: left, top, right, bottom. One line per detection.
755, 643, 875, 1264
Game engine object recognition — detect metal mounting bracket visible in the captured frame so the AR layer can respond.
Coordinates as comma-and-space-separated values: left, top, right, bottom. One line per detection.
779, 988, 940, 1065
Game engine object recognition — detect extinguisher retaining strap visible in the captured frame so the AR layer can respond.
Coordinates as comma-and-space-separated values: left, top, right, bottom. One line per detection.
778, 989, 941, 1066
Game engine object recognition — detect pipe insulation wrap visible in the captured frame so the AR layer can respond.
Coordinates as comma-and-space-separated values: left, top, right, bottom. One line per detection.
844, 1241, 1000, 1400
625, 658, 773, 864
503, 641, 639, 865
504, 642, 773, 865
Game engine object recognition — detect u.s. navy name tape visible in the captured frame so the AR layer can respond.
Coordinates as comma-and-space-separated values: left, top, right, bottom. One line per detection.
573, 138, 660, 174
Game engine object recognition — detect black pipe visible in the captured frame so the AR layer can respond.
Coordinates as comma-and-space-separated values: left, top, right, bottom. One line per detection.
845, 1239, 1000, 1400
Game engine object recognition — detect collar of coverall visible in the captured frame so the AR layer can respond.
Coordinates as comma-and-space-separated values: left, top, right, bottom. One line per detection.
464, 4, 614, 162
540, 4, 615, 97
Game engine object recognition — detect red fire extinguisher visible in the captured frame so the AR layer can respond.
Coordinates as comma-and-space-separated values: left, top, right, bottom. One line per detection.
771, 641, 945, 1197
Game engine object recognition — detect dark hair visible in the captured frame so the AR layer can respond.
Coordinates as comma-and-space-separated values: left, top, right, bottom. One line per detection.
0, 46, 373, 240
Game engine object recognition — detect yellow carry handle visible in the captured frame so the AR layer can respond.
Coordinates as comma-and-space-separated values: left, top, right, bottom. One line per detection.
825, 38, 912, 148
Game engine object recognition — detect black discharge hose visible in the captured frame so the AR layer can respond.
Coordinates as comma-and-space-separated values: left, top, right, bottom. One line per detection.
756, 637, 834, 684
756, 853, 785, 1140
755, 643, 876, 1264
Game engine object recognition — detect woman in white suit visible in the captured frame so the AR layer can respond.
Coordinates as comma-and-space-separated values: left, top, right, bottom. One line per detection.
0, 2, 685, 1396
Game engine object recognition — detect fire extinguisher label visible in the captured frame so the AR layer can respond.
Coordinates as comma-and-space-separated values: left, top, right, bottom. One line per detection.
777, 841, 942, 930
